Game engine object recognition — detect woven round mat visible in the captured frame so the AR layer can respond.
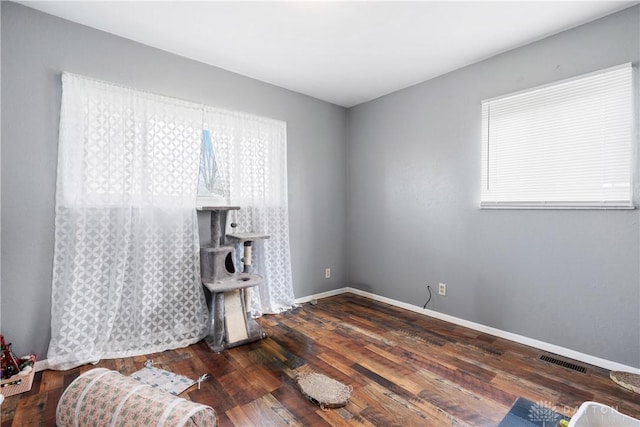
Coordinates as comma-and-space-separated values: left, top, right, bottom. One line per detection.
295, 372, 352, 409
610, 371, 640, 394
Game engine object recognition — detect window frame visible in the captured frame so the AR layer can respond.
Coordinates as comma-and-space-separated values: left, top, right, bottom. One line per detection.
480, 63, 637, 210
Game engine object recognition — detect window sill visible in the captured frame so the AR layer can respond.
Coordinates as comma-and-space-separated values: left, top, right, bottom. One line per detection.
479, 203, 636, 210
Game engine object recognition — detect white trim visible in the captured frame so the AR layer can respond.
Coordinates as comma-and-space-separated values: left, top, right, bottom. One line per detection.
294, 288, 347, 304
479, 203, 636, 210
298, 287, 640, 374
35, 287, 640, 374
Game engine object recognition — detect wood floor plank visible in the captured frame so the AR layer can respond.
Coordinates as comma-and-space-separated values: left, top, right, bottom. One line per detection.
414, 368, 507, 427
41, 388, 62, 426
38, 371, 63, 393
270, 380, 332, 427
316, 352, 370, 389
10, 391, 47, 427
353, 382, 435, 427
233, 393, 302, 427
3, 293, 639, 427
225, 404, 255, 426
0, 393, 19, 424
217, 368, 266, 407
187, 380, 232, 413
490, 371, 565, 404
315, 406, 377, 427
354, 347, 423, 395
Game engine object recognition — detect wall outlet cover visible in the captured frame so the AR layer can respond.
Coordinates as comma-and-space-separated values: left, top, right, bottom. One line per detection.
438, 283, 446, 296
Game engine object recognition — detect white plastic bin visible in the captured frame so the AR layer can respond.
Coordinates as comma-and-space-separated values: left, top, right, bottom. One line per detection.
569, 401, 640, 427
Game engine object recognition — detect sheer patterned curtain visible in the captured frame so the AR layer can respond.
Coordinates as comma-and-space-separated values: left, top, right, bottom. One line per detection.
204, 109, 295, 314
48, 73, 209, 370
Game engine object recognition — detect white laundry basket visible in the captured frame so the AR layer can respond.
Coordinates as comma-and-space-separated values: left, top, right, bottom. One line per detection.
569, 401, 640, 427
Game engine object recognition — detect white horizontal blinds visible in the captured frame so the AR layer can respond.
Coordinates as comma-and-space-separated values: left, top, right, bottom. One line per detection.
481, 63, 634, 208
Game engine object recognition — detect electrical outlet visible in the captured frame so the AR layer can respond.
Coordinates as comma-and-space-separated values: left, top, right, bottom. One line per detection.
325, 268, 331, 279
438, 283, 446, 296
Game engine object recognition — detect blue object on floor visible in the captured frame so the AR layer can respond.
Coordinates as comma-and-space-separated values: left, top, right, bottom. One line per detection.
498, 397, 570, 427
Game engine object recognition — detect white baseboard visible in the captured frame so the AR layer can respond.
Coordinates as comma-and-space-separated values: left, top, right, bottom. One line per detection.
294, 288, 347, 304
296, 287, 640, 374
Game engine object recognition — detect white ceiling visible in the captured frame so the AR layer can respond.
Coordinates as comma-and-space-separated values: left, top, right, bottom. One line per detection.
19, 1, 638, 107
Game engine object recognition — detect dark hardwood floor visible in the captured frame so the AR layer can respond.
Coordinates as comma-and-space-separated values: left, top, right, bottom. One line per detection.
2, 293, 639, 426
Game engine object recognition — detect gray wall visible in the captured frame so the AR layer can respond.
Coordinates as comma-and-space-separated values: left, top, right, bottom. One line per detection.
1, 2, 348, 359
348, 6, 640, 368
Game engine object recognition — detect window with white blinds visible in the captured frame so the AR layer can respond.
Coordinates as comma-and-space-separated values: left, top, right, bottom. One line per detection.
481, 63, 635, 209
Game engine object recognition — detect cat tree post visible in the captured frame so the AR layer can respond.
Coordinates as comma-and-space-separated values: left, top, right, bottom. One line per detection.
226, 232, 270, 319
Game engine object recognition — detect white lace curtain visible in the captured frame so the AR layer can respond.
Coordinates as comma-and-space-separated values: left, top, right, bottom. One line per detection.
48, 73, 210, 370
48, 73, 295, 370
204, 110, 295, 314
